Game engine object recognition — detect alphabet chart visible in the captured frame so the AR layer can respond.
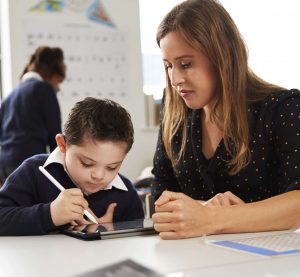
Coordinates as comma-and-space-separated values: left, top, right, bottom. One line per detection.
22, 19, 130, 102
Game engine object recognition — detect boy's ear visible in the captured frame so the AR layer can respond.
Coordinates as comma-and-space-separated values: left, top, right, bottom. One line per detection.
55, 134, 67, 154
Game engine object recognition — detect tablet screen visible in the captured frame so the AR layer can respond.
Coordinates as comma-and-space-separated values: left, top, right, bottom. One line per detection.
62, 218, 156, 240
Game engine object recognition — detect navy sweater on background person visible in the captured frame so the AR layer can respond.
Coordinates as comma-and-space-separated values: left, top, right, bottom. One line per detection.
0, 154, 144, 236
0, 79, 61, 171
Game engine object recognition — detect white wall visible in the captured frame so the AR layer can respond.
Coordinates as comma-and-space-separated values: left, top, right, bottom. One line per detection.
0, 0, 158, 180
221, 0, 300, 90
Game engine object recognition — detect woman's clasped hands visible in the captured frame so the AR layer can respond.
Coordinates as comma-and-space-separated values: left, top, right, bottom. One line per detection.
152, 190, 244, 239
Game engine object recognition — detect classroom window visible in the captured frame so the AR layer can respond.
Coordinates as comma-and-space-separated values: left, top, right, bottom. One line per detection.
139, 0, 183, 127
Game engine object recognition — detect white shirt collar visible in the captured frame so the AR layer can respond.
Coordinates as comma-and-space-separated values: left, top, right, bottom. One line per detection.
103, 174, 128, 191
43, 147, 66, 169
43, 147, 128, 192
21, 71, 43, 82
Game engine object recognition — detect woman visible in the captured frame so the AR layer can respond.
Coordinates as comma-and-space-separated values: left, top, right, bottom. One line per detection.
0, 46, 66, 185
151, 0, 300, 239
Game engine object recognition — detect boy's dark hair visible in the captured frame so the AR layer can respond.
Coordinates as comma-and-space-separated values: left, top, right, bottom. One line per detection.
64, 97, 134, 152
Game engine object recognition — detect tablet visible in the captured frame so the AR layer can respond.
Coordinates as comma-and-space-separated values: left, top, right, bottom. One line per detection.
61, 218, 157, 240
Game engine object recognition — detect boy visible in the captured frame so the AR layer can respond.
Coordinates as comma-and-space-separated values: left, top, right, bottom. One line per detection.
0, 97, 144, 235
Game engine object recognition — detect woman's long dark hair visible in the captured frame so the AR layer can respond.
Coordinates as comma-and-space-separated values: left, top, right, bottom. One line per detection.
157, 0, 284, 174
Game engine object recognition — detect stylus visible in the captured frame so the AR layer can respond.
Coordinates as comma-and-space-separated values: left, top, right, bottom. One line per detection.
38, 166, 98, 224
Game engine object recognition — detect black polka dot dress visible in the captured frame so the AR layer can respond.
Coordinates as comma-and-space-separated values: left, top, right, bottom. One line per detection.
152, 89, 300, 202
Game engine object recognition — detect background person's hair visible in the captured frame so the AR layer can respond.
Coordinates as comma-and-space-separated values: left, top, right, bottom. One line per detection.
64, 97, 134, 153
157, 0, 284, 174
21, 46, 66, 80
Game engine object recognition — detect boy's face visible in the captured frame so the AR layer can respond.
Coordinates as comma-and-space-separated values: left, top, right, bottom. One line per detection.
56, 135, 128, 194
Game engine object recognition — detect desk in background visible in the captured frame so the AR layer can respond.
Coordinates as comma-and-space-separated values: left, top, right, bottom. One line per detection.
0, 231, 299, 277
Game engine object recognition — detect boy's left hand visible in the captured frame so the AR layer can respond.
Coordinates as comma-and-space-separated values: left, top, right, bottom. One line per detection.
98, 203, 117, 223
71, 202, 117, 226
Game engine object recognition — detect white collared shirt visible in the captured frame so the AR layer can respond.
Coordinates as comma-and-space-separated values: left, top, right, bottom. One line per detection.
21, 71, 43, 82
43, 147, 128, 193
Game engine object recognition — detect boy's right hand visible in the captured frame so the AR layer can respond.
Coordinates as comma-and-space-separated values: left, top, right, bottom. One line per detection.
50, 188, 88, 226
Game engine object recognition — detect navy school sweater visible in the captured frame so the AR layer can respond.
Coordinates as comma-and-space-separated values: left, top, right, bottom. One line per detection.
0, 79, 61, 169
0, 154, 144, 235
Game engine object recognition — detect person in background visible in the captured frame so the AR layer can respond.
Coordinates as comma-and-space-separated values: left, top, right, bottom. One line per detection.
151, 0, 300, 239
0, 97, 144, 235
0, 46, 66, 186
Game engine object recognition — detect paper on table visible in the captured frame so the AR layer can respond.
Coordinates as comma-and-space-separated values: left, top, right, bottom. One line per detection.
207, 231, 300, 256
74, 259, 164, 277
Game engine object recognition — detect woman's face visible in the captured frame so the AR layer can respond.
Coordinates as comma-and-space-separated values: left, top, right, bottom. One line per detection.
160, 31, 219, 111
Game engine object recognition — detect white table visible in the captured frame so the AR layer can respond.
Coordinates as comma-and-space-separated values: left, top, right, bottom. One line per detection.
0, 231, 299, 277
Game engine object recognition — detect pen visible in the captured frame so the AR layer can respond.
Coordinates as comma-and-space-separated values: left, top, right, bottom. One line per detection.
38, 166, 98, 224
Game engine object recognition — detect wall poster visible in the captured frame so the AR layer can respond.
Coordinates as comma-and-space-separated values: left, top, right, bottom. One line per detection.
22, 0, 130, 102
